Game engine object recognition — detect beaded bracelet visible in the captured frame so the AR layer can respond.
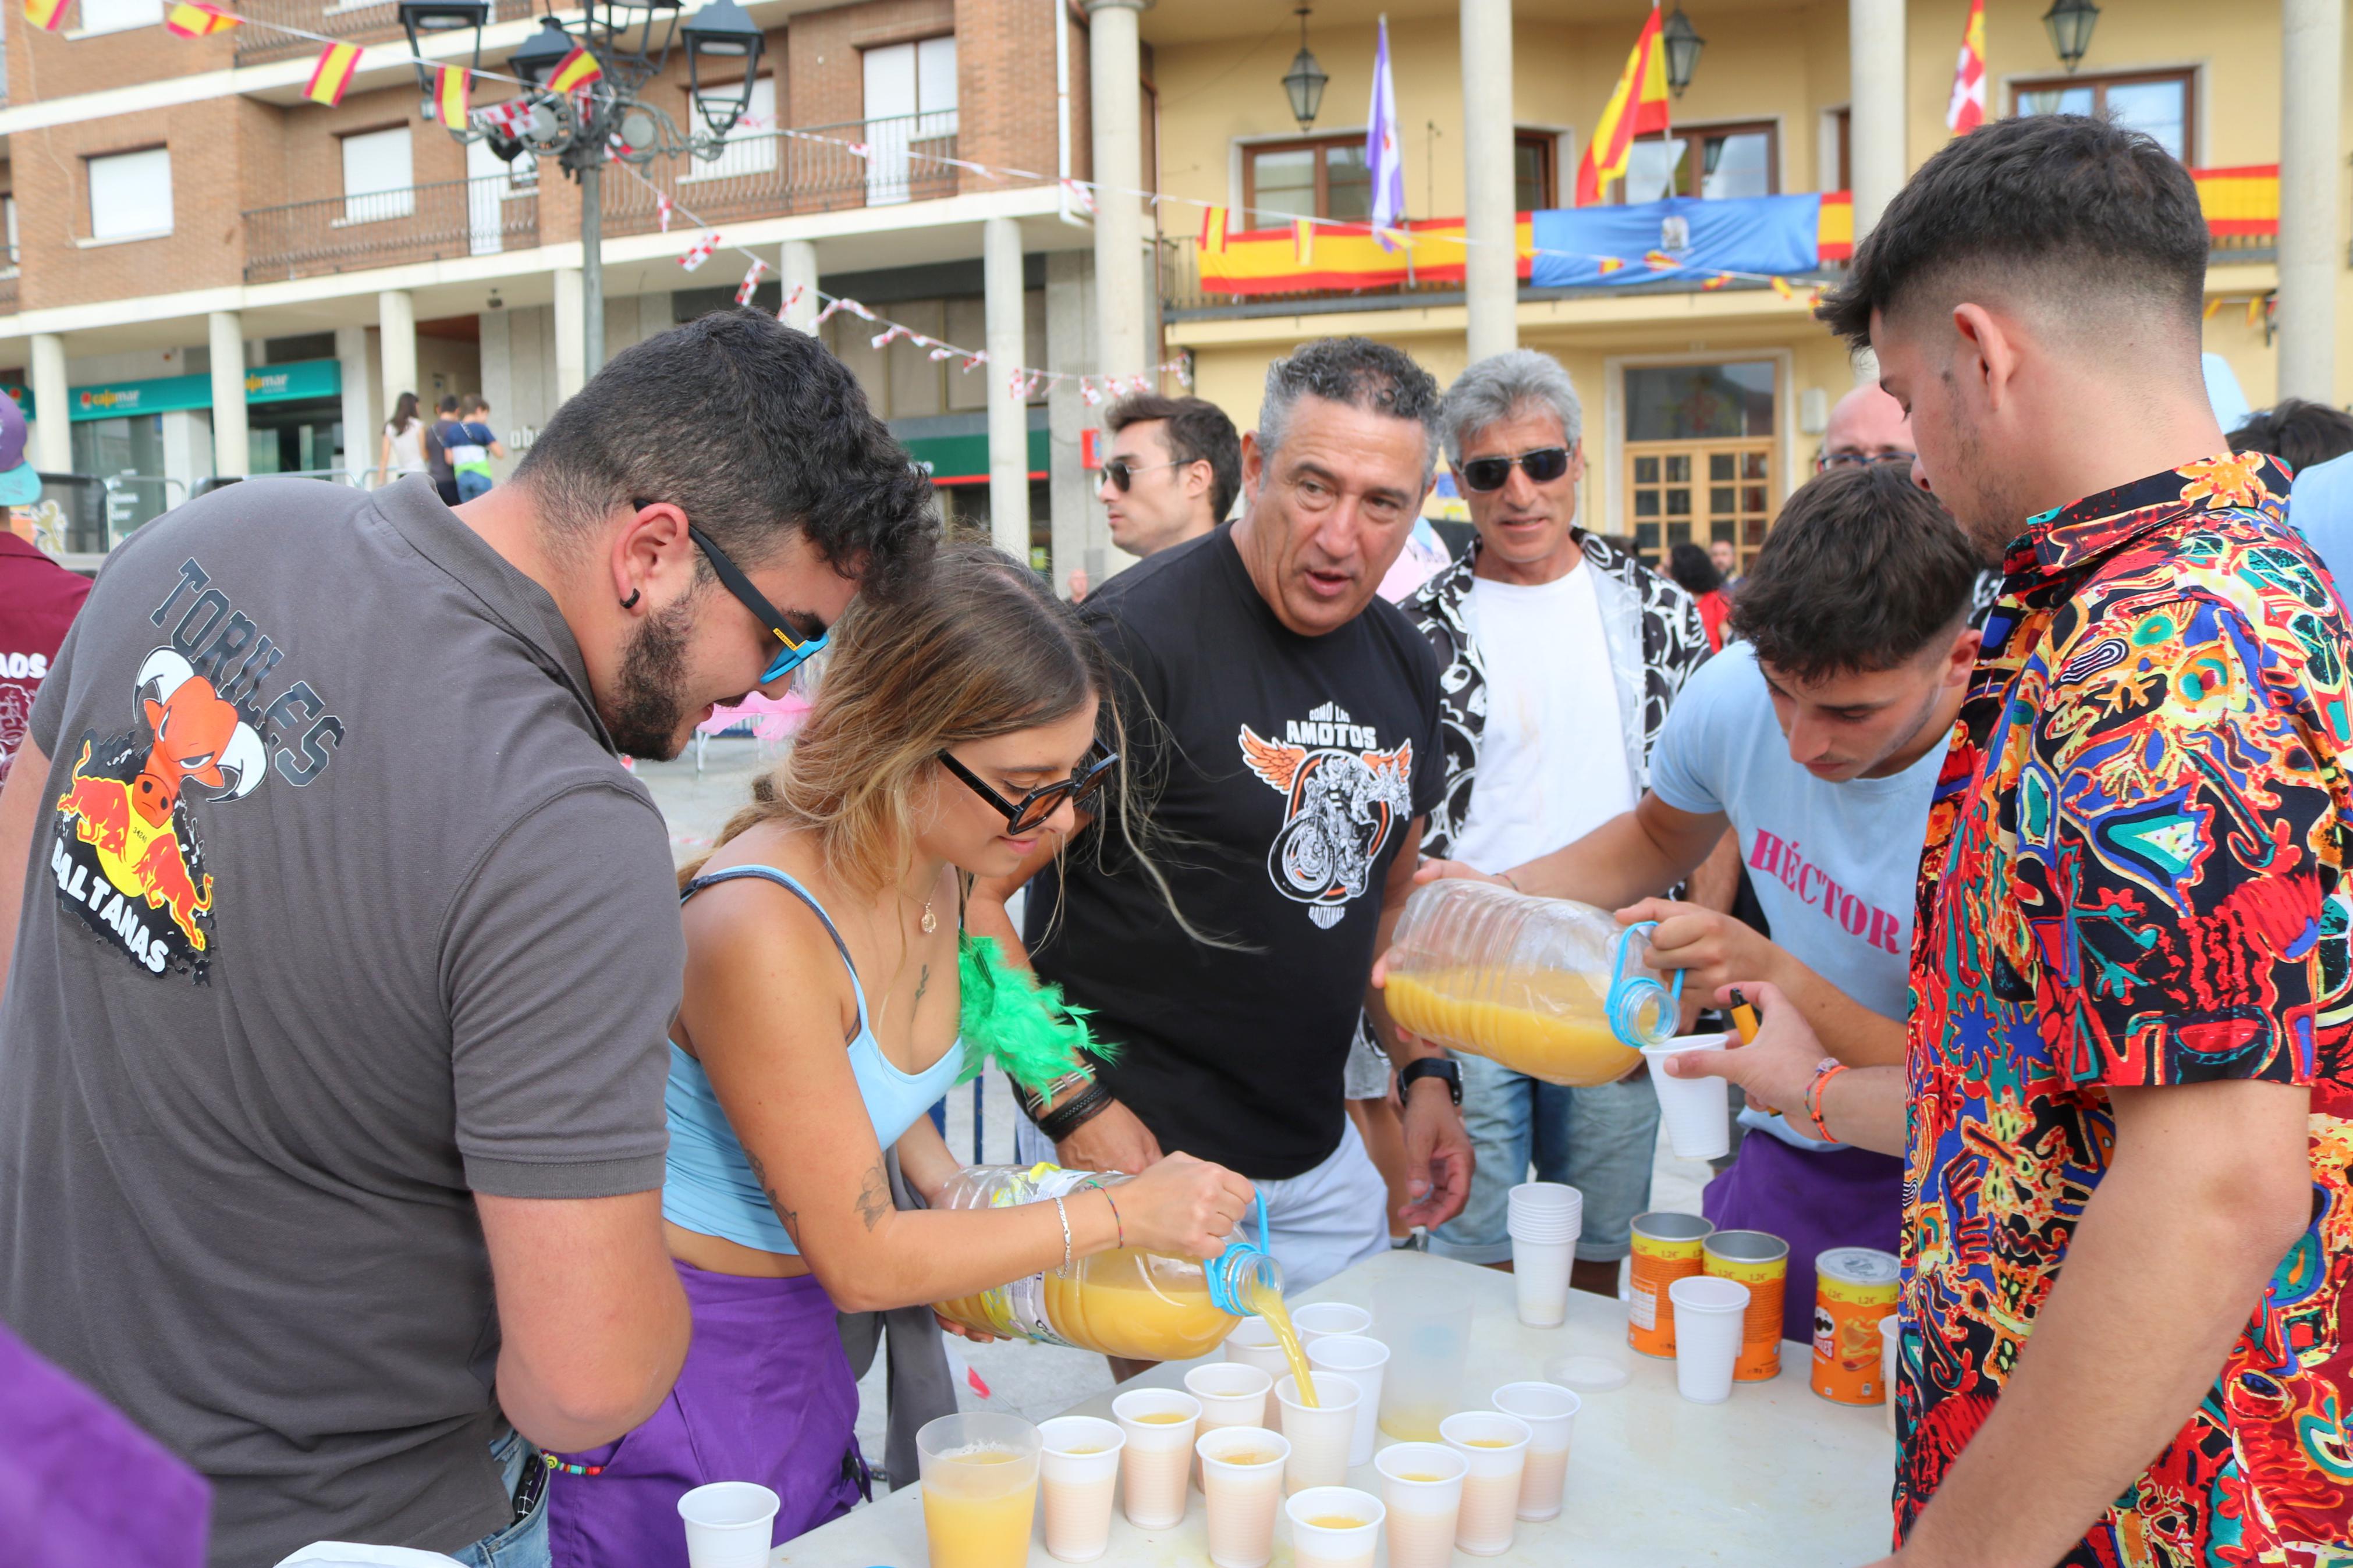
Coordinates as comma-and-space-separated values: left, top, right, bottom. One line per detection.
540, 1451, 602, 1477
1081, 1177, 1126, 1250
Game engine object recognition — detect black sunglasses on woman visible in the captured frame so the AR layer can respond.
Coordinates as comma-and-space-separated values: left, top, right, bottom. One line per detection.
938, 745, 1120, 834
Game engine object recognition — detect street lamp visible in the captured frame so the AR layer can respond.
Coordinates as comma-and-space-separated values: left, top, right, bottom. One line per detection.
1661, 6, 1705, 98
416, 0, 765, 378
1282, 8, 1327, 133
2041, 0, 2099, 73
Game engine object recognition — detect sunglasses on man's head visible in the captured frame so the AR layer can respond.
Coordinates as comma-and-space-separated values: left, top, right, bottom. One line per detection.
1457, 447, 1573, 493
938, 744, 1120, 835
1102, 457, 1192, 493
679, 518, 829, 685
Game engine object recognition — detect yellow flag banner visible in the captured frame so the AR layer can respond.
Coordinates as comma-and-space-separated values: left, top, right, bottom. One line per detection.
1198, 216, 1534, 296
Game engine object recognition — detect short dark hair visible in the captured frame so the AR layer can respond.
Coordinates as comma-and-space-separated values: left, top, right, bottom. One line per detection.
1259, 336, 1442, 479
515, 312, 936, 601
463, 393, 490, 415
1666, 541, 1722, 596
1817, 115, 2208, 352
1108, 392, 1243, 522
1729, 464, 1979, 682
2231, 398, 2353, 475
437, 395, 461, 414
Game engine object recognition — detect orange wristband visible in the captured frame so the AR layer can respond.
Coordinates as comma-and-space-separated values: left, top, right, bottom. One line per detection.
1804, 1060, 1850, 1142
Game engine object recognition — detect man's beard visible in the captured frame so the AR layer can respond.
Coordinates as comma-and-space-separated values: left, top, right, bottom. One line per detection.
606, 599, 697, 760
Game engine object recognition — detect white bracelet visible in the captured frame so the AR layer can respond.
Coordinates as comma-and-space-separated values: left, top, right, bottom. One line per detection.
1052, 1194, 1073, 1274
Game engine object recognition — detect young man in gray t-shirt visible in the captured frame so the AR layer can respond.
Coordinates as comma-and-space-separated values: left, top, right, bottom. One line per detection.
0, 313, 934, 1566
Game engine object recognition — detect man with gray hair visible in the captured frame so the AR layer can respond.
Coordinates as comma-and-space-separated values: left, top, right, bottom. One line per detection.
1401, 348, 1710, 1294
974, 336, 1473, 1297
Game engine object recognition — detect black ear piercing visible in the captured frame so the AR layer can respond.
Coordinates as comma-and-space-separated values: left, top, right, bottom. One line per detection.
621, 589, 641, 610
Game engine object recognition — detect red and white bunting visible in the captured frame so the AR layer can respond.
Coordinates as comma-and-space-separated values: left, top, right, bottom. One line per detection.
1006, 370, 1027, 399
1078, 376, 1102, 407
961, 353, 986, 372
844, 141, 871, 160
928, 346, 956, 361
1060, 177, 1096, 215
677, 232, 721, 271
655, 191, 675, 233
734, 258, 768, 305
476, 98, 532, 138
778, 283, 805, 321
870, 325, 904, 351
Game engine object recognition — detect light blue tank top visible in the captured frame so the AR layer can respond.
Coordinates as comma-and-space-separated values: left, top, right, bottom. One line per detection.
663, 865, 966, 1255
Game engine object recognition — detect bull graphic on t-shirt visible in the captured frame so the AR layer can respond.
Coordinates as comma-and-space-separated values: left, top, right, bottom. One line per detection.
50, 648, 266, 979
1239, 717, 1413, 929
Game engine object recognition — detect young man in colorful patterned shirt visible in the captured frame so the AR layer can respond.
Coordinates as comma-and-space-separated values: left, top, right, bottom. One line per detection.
1670, 115, 2353, 1565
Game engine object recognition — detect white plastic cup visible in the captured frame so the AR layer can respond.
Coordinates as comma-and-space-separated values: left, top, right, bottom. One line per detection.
1376, 1296, 1472, 1441
1186, 1362, 1273, 1491
1291, 1302, 1373, 1343
1195, 1425, 1289, 1568
1510, 1237, 1574, 1328
1641, 1033, 1731, 1160
1375, 1443, 1468, 1568
1492, 1382, 1580, 1522
676, 1481, 780, 1568
1305, 1335, 1389, 1468
1284, 1485, 1385, 1568
1668, 1274, 1750, 1404
1037, 1416, 1124, 1564
1439, 1410, 1532, 1557
1225, 1317, 1294, 1431
1274, 1371, 1361, 1495
1110, 1386, 1201, 1529
1506, 1181, 1583, 1238
1880, 1314, 1903, 1436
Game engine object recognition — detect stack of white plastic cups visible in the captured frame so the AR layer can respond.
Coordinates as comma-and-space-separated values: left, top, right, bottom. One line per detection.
1639, 1034, 1732, 1160
1305, 1335, 1389, 1467
1506, 1182, 1584, 1327
1667, 1275, 1750, 1403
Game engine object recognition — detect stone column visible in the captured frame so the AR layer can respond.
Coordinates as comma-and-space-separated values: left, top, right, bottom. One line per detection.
335, 324, 375, 484
2279, 0, 2343, 401
780, 239, 821, 333
1045, 248, 1103, 597
1460, 0, 1518, 361
1084, 0, 1147, 577
1848, 0, 1908, 240
28, 332, 69, 474
207, 311, 250, 479
983, 216, 1032, 563
553, 268, 587, 402
377, 290, 418, 435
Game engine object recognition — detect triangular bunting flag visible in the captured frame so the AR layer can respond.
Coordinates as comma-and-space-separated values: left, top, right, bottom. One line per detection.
304, 42, 363, 106
433, 65, 469, 126
164, 1, 238, 37
734, 258, 767, 305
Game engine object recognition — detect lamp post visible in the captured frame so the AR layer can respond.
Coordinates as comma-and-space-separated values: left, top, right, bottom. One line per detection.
1282, 7, 1327, 132
2041, 0, 2098, 73
1661, 6, 1705, 97
403, 0, 764, 379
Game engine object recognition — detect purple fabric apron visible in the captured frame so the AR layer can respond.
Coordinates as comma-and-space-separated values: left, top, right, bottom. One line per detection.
0, 1324, 210, 1568
546, 1262, 863, 1568
1700, 1132, 1903, 1345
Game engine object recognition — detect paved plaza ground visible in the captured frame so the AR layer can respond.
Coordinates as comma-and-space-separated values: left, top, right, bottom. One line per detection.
635, 739, 1710, 1489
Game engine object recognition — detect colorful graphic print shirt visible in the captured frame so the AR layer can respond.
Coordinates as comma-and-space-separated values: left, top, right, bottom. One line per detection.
1900, 451, 2353, 1565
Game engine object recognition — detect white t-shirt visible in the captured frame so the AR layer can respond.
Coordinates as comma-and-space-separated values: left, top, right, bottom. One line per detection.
1451, 565, 1637, 874
1646, 642, 1944, 1149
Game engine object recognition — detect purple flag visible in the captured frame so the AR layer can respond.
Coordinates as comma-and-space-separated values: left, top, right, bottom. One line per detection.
1365, 15, 1406, 250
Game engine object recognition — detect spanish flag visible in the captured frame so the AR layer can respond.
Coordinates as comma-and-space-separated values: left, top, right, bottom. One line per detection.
1292, 218, 1315, 268
547, 45, 603, 94
1770, 275, 1798, 301
305, 41, 361, 105
1701, 272, 1731, 291
1642, 248, 1679, 271
23, 0, 69, 33
434, 64, 469, 125
1596, 256, 1626, 275
164, 1, 237, 35
1198, 205, 1228, 255
1574, 3, 1671, 205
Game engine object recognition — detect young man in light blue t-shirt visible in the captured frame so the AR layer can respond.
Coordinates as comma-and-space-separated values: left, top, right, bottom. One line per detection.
1410, 460, 1982, 1338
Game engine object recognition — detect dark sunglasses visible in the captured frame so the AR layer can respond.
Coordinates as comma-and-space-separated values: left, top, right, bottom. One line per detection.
1817, 449, 1917, 472
1457, 447, 1573, 493
1103, 456, 1193, 492
938, 745, 1120, 834
676, 517, 829, 685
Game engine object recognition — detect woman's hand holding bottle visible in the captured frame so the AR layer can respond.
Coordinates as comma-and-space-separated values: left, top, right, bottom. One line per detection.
1109, 1152, 1257, 1259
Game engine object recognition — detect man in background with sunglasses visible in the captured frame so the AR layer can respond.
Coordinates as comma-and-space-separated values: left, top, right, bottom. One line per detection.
1098, 392, 1243, 560
0, 311, 935, 1566
977, 336, 1471, 1303
1397, 349, 1713, 1294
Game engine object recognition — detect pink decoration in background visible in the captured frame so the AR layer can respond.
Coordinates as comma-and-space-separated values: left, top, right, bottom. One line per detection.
696, 690, 812, 741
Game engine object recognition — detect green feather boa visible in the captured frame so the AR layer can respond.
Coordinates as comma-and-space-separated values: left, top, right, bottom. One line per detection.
956, 933, 1116, 1089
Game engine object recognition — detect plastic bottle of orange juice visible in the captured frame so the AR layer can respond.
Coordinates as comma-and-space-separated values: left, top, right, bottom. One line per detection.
933, 1165, 1310, 1387
1382, 881, 1682, 1087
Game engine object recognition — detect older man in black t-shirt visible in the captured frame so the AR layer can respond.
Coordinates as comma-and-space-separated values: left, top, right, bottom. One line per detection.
973, 338, 1472, 1292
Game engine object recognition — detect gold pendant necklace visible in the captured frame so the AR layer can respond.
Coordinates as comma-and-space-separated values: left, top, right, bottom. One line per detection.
921, 898, 938, 935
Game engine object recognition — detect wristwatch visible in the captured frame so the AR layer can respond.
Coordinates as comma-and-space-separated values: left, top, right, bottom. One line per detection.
1397, 1057, 1463, 1107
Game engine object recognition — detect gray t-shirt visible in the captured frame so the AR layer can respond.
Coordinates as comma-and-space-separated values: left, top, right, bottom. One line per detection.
2, 475, 684, 1565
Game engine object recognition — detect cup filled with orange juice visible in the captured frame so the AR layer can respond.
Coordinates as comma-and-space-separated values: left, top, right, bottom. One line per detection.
1439, 1410, 1532, 1558
1284, 1486, 1385, 1568
916, 1413, 1042, 1568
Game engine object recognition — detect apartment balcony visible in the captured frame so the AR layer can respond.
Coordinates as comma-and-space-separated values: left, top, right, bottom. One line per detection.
601, 112, 963, 236
232, 0, 537, 65
244, 172, 540, 282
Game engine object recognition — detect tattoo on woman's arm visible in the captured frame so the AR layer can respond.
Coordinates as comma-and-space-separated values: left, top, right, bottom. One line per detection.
854, 1161, 894, 1232
746, 1149, 801, 1243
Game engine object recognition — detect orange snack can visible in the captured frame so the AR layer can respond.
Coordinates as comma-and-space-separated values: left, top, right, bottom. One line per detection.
1702, 1229, 1788, 1382
1627, 1211, 1713, 1358
1811, 1247, 1901, 1405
